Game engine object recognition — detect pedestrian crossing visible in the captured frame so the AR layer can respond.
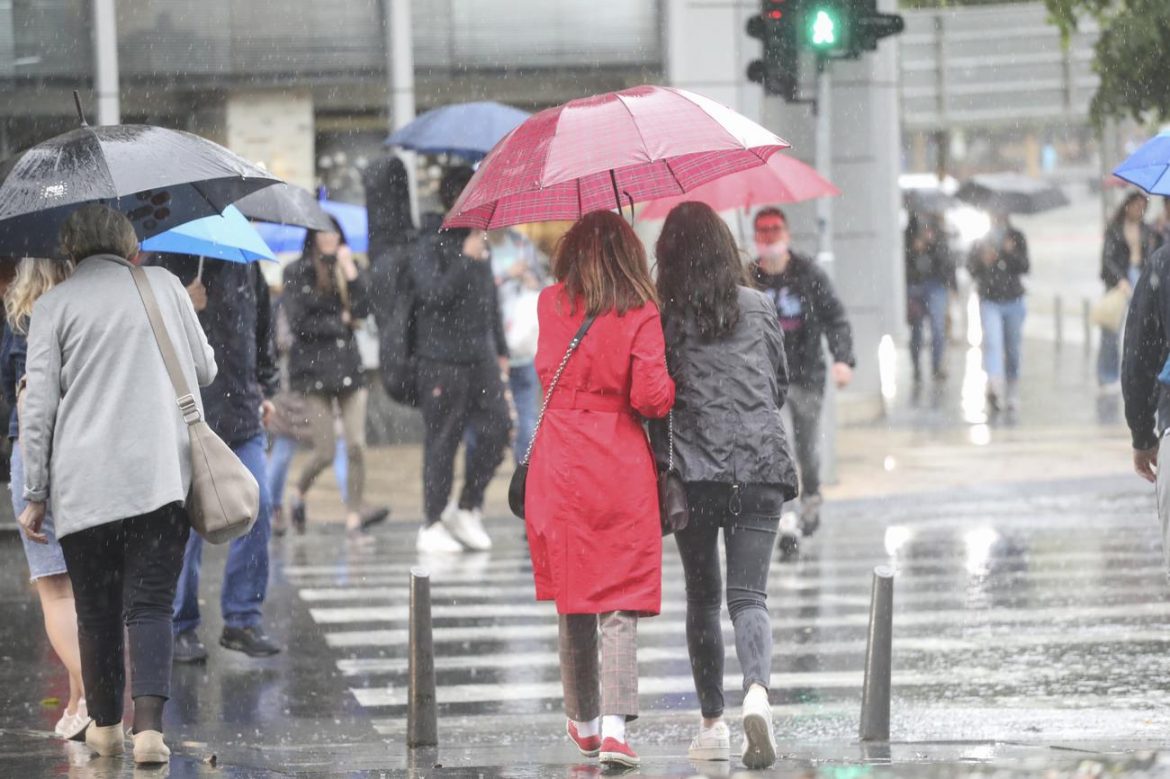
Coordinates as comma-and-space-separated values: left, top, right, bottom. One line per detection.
281, 494, 1170, 743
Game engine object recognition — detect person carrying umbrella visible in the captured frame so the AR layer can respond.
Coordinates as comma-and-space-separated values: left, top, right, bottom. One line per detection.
904, 211, 956, 386
144, 251, 284, 662
1098, 192, 1161, 390
967, 211, 1029, 413
748, 207, 854, 548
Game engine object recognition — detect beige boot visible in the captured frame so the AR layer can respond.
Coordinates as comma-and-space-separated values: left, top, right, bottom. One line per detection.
132, 729, 171, 765
85, 722, 125, 756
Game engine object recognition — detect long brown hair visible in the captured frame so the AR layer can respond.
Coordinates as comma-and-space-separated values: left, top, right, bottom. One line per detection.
552, 210, 657, 316
656, 202, 748, 341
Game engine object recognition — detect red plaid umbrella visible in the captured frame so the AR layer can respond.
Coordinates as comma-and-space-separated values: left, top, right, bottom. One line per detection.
638, 153, 839, 220
443, 85, 790, 229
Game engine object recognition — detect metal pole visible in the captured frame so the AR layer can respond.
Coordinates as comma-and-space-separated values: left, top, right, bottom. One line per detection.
384, 0, 418, 225
407, 566, 438, 747
1083, 298, 1092, 355
91, 0, 120, 125
814, 58, 838, 485
859, 565, 894, 741
1053, 295, 1063, 349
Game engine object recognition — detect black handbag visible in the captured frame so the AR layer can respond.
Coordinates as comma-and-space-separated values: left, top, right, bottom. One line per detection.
508, 316, 596, 519
659, 410, 689, 536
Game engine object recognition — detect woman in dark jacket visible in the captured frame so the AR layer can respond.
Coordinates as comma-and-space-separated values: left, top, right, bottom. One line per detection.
1098, 192, 1161, 387
651, 202, 798, 770
282, 219, 373, 537
904, 212, 955, 384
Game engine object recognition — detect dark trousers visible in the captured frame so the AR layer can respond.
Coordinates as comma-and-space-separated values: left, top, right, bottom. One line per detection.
59, 503, 190, 727
674, 483, 782, 719
418, 357, 511, 524
785, 384, 823, 497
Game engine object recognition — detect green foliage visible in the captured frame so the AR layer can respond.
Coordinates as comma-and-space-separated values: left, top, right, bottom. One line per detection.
1045, 0, 1170, 125
898, 0, 1028, 7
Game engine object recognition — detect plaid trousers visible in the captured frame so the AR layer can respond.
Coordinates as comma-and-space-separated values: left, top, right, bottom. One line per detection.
558, 611, 639, 721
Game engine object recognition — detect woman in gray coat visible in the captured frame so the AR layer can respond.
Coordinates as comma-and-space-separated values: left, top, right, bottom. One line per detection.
651, 202, 798, 770
18, 205, 216, 765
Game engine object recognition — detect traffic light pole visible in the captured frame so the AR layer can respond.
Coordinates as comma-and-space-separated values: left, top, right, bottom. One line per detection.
814, 55, 838, 486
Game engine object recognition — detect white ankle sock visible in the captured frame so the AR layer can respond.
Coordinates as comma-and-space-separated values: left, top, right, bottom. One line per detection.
601, 715, 626, 743
573, 717, 599, 738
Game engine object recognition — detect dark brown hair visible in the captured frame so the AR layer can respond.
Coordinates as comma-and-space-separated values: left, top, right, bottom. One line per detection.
656, 202, 748, 341
552, 210, 658, 316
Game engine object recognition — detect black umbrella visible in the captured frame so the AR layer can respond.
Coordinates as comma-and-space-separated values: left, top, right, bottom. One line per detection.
233, 182, 334, 230
0, 123, 279, 258
903, 188, 959, 215
955, 173, 1069, 215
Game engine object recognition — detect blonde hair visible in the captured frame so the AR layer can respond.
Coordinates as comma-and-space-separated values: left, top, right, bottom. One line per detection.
59, 204, 139, 262
5, 258, 75, 335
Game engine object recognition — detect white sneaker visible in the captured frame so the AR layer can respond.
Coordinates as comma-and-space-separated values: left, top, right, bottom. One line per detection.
688, 720, 730, 761
442, 505, 492, 551
54, 699, 92, 740
416, 522, 465, 554
741, 686, 777, 769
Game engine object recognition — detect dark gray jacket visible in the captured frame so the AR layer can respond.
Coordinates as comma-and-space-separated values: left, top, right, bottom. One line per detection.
649, 286, 799, 499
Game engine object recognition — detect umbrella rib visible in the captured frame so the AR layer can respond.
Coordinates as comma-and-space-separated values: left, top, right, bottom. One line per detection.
614, 93, 653, 163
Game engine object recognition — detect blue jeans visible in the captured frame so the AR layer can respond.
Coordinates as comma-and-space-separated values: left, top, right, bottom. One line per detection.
173, 433, 272, 634
908, 281, 949, 377
509, 363, 539, 464
267, 434, 347, 508
979, 297, 1026, 383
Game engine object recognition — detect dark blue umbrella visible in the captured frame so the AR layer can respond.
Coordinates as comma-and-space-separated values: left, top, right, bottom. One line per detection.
385, 101, 530, 160
1114, 131, 1170, 195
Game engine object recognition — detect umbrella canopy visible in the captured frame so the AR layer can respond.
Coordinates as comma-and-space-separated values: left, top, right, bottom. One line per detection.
233, 183, 334, 230
1113, 132, 1170, 195
443, 85, 789, 230
638, 153, 838, 220
141, 205, 276, 263
386, 101, 531, 159
955, 173, 1068, 215
254, 199, 368, 254
0, 124, 278, 258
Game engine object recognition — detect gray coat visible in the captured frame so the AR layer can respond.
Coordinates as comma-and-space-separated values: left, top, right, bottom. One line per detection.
22, 255, 217, 538
650, 286, 798, 499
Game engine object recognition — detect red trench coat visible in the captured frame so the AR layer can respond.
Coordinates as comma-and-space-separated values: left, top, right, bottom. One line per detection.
525, 284, 675, 615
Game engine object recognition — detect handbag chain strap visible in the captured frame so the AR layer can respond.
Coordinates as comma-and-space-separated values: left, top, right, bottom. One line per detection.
667, 410, 674, 472
521, 315, 596, 466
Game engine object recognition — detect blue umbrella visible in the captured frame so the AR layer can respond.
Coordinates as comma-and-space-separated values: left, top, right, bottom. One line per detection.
141, 205, 275, 273
254, 199, 368, 254
385, 101, 530, 159
1114, 131, 1170, 194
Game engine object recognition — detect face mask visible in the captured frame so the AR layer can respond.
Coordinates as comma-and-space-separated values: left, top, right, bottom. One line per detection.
756, 240, 788, 262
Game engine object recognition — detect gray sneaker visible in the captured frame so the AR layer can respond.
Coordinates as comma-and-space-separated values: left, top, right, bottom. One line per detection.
172, 630, 208, 664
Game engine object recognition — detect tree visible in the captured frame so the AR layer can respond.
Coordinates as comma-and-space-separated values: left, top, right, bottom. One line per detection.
1045, 0, 1170, 125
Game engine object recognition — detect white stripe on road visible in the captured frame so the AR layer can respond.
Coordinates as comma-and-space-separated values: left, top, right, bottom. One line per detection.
323, 599, 1170, 648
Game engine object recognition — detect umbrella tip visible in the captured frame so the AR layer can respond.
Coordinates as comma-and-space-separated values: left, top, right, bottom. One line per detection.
72, 91, 88, 126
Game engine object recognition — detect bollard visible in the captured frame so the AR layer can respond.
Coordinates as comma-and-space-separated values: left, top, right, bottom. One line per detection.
1083, 298, 1092, 355
859, 566, 894, 742
1053, 295, 1063, 349
407, 566, 438, 747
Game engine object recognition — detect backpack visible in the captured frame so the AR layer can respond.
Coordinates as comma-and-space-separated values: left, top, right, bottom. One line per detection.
370, 244, 419, 407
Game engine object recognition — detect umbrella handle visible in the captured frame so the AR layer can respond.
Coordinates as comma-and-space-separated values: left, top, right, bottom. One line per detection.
197, 256, 204, 282
624, 191, 635, 225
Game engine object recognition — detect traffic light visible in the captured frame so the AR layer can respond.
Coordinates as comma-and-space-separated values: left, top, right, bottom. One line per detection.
746, 0, 801, 102
800, 0, 903, 60
854, 0, 905, 52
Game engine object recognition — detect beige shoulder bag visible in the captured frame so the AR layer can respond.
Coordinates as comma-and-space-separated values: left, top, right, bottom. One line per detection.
129, 266, 260, 544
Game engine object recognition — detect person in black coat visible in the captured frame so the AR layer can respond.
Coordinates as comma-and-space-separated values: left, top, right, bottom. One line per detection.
904, 212, 956, 384
1123, 244, 1170, 482
967, 212, 1029, 413
748, 206, 854, 542
1099, 192, 1161, 388
283, 219, 382, 539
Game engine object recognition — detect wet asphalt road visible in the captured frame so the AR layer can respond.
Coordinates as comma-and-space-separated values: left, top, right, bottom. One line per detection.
1, 469, 1169, 777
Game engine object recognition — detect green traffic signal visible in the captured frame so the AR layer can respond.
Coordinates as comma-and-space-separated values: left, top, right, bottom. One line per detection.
810, 8, 838, 48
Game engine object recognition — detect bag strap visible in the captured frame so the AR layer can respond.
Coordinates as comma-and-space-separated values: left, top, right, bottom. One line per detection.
128, 266, 202, 425
520, 315, 596, 466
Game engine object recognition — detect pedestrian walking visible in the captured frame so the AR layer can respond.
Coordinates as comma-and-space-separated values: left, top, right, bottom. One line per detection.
524, 210, 675, 769
904, 212, 955, 385
18, 205, 217, 764
651, 202, 797, 769
146, 254, 283, 662
0, 257, 91, 740
967, 212, 1029, 413
1098, 192, 1161, 390
748, 207, 854, 548
410, 167, 511, 554
283, 219, 388, 540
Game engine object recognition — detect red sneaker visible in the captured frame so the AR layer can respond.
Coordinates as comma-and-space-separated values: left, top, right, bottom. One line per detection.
566, 721, 601, 757
599, 737, 640, 767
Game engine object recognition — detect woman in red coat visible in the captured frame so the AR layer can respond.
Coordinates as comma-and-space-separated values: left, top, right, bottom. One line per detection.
525, 210, 675, 768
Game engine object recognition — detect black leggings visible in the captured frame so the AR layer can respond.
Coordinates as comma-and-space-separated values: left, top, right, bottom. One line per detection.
59, 503, 190, 727
674, 483, 783, 719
